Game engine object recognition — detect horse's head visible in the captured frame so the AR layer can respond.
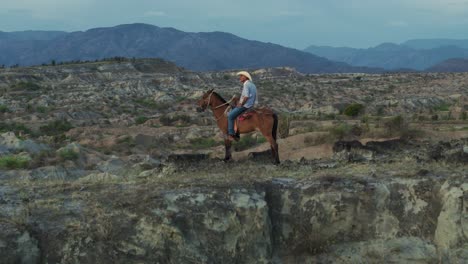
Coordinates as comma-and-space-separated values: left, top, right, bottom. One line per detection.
196, 89, 214, 112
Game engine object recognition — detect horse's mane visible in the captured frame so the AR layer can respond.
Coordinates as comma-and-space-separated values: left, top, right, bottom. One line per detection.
211, 91, 227, 103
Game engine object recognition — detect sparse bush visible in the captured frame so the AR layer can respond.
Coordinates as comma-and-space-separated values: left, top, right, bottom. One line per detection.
12, 81, 42, 91
433, 103, 451, 112
376, 106, 385, 116
135, 116, 149, 125
52, 134, 69, 145
28, 151, 53, 168
462, 112, 467, 120
0, 105, 9, 113
256, 137, 267, 144
0, 155, 29, 170
135, 98, 171, 111
329, 123, 353, 140
323, 113, 337, 120
116, 135, 135, 145
330, 123, 363, 140
36, 106, 49, 113
160, 115, 172, 126
175, 114, 191, 124
26, 104, 33, 112
383, 115, 408, 136
415, 115, 426, 121
0, 105, 10, 113
0, 122, 31, 134
361, 115, 370, 124
57, 149, 79, 161
39, 120, 73, 136
344, 103, 365, 117
233, 134, 261, 151
278, 114, 290, 138
189, 138, 221, 149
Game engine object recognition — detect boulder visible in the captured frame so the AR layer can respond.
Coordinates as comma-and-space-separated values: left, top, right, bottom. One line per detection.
0, 132, 48, 154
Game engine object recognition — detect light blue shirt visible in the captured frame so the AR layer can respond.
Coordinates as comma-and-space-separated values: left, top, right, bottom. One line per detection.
241, 80, 257, 108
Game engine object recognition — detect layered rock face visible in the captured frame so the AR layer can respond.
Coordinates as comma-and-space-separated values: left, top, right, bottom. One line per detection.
2, 175, 466, 263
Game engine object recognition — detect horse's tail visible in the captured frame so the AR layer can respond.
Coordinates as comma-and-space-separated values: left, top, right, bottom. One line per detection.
272, 113, 278, 141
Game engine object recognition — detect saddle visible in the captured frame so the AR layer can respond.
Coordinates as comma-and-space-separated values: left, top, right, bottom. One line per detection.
238, 109, 255, 121
234, 109, 255, 134
233, 107, 275, 134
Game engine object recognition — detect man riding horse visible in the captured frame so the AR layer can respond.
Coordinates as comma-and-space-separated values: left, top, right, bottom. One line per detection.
228, 71, 257, 141
196, 72, 280, 164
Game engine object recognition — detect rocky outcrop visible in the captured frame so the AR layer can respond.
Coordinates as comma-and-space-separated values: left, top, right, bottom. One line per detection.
1, 174, 466, 263
266, 176, 445, 263
0, 132, 48, 154
434, 179, 468, 262
333, 139, 468, 164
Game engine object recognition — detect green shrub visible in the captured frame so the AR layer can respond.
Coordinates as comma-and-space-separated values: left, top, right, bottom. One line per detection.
159, 115, 172, 126
433, 103, 451, 112
12, 81, 42, 91
39, 120, 73, 136
233, 134, 265, 151
0, 105, 9, 113
0, 155, 29, 170
57, 149, 79, 161
323, 113, 337, 120
461, 112, 467, 121
116, 135, 134, 145
344, 103, 365, 117
376, 107, 385, 116
189, 138, 221, 149
175, 114, 191, 124
329, 123, 353, 140
36, 106, 49, 113
326, 123, 367, 141
383, 115, 408, 136
0, 122, 31, 134
135, 116, 149, 125
135, 99, 171, 110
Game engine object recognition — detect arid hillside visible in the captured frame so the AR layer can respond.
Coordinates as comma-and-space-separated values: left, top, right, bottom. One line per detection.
0, 59, 467, 263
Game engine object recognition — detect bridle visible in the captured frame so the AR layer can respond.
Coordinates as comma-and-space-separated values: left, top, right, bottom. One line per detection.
203, 90, 235, 121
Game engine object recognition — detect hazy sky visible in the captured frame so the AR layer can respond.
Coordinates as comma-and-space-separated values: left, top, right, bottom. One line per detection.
1, 0, 468, 49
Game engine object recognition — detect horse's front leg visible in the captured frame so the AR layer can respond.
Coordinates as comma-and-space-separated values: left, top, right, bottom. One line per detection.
224, 138, 232, 162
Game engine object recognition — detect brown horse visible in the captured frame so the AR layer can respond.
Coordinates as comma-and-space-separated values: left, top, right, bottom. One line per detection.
196, 89, 280, 164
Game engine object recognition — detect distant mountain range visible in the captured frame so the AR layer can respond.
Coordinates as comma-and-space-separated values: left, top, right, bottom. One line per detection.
0, 24, 382, 74
402, 39, 468, 50
304, 39, 468, 71
426, 58, 468, 73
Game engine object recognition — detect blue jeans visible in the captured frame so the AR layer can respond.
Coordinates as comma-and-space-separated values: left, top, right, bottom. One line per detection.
228, 107, 247, 135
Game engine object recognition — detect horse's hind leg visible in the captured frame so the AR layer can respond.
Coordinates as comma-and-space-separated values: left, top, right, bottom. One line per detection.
224, 139, 232, 162
266, 136, 280, 164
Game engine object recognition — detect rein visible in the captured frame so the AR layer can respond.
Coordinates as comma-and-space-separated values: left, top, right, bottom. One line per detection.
205, 91, 234, 121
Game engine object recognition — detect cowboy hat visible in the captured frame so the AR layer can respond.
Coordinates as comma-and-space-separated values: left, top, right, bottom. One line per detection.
236, 71, 253, 81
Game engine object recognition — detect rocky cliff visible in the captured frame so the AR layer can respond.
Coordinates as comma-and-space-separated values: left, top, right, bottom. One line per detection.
1, 170, 467, 263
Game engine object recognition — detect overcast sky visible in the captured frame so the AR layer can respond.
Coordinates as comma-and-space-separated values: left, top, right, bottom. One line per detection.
1, 0, 467, 49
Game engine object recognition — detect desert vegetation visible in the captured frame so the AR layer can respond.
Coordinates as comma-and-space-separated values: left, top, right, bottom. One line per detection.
0, 59, 467, 263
